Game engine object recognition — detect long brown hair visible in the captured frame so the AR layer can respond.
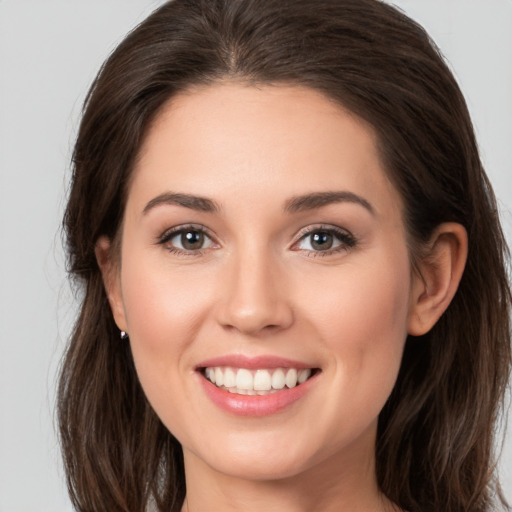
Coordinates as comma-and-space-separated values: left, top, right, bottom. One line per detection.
59, 1, 512, 511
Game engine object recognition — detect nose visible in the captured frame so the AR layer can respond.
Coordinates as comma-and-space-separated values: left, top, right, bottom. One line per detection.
216, 247, 294, 336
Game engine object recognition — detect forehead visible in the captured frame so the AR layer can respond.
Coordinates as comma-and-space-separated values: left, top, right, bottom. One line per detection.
130, 82, 402, 218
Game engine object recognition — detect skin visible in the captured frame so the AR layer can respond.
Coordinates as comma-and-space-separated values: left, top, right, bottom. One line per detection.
97, 83, 467, 512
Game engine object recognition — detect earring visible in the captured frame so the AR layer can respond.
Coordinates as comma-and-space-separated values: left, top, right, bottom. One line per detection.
120, 331, 129, 340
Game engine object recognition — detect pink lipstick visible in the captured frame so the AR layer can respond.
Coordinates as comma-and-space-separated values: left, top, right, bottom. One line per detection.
196, 355, 319, 417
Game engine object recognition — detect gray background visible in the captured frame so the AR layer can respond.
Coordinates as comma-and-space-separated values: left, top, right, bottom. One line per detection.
0, 1, 511, 510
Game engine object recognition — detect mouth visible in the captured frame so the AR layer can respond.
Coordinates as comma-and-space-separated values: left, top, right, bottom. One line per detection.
200, 366, 319, 396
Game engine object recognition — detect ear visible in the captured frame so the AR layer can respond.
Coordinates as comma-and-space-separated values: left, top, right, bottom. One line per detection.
95, 235, 128, 333
407, 222, 468, 336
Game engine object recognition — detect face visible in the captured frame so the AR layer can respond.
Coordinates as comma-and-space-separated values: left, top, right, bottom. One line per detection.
106, 83, 422, 484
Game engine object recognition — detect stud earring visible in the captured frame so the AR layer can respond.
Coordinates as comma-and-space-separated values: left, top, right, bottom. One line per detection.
120, 331, 129, 340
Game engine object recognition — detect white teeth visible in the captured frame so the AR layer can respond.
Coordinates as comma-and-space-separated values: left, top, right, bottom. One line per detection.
214, 367, 224, 386
254, 369, 272, 391
285, 368, 298, 388
205, 368, 215, 383
223, 368, 236, 388
236, 368, 253, 390
204, 366, 315, 395
271, 369, 286, 389
298, 368, 311, 384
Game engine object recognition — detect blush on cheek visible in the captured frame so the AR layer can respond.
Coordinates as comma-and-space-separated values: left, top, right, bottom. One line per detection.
122, 269, 214, 375
317, 266, 410, 393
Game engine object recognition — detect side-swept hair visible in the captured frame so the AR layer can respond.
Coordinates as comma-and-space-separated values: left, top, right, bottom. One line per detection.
59, 1, 511, 510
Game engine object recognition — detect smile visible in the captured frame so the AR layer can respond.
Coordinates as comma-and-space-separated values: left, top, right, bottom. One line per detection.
204, 367, 314, 395
197, 356, 320, 416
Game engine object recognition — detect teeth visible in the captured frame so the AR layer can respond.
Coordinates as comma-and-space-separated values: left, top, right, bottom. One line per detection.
223, 368, 236, 388
214, 367, 224, 386
285, 368, 298, 389
298, 369, 311, 384
236, 368, 253, 390
204, 366, 314, 395
254, 369, 272, 391
205, 367, 215, 383
271, 369, 285, 389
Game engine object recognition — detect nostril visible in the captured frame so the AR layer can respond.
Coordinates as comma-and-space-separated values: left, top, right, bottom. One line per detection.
217, 302, 295, 335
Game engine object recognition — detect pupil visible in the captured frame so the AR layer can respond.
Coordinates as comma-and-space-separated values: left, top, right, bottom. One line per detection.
182, 230, 204, 250
312, 232, 333, 250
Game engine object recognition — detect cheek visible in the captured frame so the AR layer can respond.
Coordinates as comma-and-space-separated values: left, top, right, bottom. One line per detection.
118, 258, 215, 433
118, 250, 216, 401
306, 257, 410, 342
303, 248, 412, 402
120, 254, 211, 344
349, 261, 411, 348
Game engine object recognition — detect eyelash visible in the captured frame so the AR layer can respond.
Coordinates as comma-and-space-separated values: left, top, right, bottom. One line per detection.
157, 224, 217, 257
156, 224, 357, 257
293, 225, 357, 257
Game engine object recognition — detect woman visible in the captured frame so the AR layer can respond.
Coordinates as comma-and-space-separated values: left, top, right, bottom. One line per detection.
58, 0, 512, 511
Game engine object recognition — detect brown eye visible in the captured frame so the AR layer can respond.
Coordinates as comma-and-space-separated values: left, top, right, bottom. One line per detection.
181, 230, 205, 250
160, 226, 216, 253
294, 227, 356, 254
310, 231, 334, 251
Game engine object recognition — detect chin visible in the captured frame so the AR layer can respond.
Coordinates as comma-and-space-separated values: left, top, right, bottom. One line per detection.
208, 450, 315, 482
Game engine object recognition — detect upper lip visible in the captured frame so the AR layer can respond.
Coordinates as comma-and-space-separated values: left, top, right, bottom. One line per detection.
196, 354, 316, 370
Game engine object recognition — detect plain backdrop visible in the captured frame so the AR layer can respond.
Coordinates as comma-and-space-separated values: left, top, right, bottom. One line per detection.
0, 1, 511, 510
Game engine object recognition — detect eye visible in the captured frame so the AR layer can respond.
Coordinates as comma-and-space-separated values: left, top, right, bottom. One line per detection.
158, 225, 217, 254
293, 226, 356, 255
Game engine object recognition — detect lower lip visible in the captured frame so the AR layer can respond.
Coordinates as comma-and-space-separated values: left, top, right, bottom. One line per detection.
199, 372, 318, 417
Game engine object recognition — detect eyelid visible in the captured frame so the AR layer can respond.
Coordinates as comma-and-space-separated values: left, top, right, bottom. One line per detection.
291, 224, 357, 255
157, 223, 219, 254
155, 223, 355, 257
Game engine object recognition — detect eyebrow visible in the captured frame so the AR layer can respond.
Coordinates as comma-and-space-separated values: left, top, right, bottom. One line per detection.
142, 190, 374, 216
284, 191, 374, 215
143, 192, 220, 214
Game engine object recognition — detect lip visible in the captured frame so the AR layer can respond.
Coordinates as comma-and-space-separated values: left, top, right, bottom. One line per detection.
196, 355, 320, 417
196, 354, 314, 370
